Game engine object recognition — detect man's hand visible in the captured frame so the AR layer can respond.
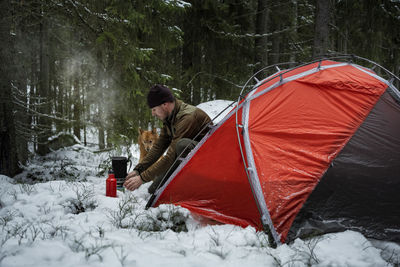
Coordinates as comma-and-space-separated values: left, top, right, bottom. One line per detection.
124, 175, 143, 191
126, 170, 139, 180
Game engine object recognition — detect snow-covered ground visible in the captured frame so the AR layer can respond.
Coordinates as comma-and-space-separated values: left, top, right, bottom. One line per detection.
1, 100, 399, 267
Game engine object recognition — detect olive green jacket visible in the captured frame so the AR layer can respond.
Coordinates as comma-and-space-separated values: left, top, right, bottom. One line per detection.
134, 100, 211, 182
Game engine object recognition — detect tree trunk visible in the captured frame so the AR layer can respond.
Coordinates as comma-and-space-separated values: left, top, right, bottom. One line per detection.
95, 49, 105, 149
15, 64, 29, 166
181, 30, 195, 103
15, 17, 29, 166
313, 0, 331, 58
290, 0, 298, 66
56, 69, 65, 133
98, 123, 105, 149
271, 27, 281, 65
82, 79, 87, 146
0, 0, 21, 176
106, 129, 112, 148
37, 15, 51, 155
73, 76, 81, 140
30, 49, 37, 153
254, 0, 269, 75
180, 2, 201, 104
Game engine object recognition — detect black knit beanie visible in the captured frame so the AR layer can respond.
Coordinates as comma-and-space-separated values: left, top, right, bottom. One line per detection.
147, 84, 175, 108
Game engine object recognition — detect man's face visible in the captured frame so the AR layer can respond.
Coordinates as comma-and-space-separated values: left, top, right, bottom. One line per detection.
151, 103, 169, 121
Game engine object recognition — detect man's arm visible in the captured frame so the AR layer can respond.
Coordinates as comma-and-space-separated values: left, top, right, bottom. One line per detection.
133, 127, 170, 174
139, 113, 199, 182
124, 127, 169, 191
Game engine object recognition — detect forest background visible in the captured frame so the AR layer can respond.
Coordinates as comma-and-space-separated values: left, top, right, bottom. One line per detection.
1, 0, 399, 177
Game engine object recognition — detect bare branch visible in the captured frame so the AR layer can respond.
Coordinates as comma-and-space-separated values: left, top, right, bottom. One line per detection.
205, 23, 312, 39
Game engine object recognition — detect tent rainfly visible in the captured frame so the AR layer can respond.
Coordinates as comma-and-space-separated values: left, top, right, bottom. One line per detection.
146, 58, 400, 246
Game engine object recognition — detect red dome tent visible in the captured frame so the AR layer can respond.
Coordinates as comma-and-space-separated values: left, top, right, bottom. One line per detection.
146, 57, 400, 245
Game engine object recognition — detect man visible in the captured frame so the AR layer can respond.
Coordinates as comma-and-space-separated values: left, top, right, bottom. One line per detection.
124, 84, 212, 193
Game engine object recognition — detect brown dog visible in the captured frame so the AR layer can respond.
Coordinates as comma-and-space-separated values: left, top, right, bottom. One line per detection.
138, 128, 159, 163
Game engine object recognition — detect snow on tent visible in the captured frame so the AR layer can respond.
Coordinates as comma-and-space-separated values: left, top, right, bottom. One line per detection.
146, 57, 400, 245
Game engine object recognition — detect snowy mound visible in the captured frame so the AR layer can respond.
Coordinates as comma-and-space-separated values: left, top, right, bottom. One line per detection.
197, 100, 235, 124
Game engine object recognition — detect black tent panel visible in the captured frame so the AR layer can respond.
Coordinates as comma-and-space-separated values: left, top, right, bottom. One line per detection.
288, 89, 400, 243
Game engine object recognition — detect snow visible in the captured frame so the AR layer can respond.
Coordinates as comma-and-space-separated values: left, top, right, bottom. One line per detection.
1, 100, 399, 267
163, 0, 191, 8
197, 100, 235, 124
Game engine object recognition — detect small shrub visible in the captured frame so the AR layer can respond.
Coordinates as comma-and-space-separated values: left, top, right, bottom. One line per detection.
0, 210, 17, 228
19, 183, 36, 195
107, 194, 138, 228
379, 246, 400, 266
209, 247, 230, 260
7, 189, 18, 201
25, 169, 46, 182
280, 236, 325, 267
94, 225, 105, 238
107, 197, 189, 233
4, 220, 30, 246
97, 157, 112, 177
134, 205, 189, 233
63, 183, 97, 214
207, 228, 231, 260
113, 245, 129, 266
46, 156, 82, 181
68, 234, 111, 262
44, 222, 70, 240
38, 203, 52, 215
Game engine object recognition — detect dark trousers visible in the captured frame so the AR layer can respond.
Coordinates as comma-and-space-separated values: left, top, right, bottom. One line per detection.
148, 138, 198, 194
176, 138, 198, 158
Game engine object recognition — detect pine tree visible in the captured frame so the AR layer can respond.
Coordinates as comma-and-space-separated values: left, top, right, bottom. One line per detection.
0, 0, 21, 176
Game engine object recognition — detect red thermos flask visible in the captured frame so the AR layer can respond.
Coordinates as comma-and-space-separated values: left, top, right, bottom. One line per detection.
106, 171, 117, 197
